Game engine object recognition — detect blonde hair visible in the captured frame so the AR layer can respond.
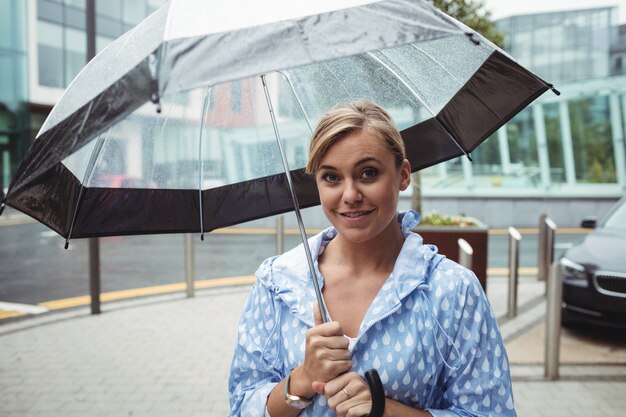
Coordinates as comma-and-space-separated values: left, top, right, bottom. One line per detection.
306, 99, 406, 174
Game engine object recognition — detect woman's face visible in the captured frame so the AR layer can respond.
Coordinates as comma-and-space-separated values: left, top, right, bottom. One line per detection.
314, 129, 410, 244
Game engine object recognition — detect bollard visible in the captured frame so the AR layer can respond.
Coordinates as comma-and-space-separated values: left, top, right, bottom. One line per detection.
276, 215, 285, 255
184, 234, 195, 298
89, 237, 101, 314
507, 227, 522, 319
457, 238, 473, 270
545, 261, 563, 380
537, 214, 547, 281
543, 218, 557, 293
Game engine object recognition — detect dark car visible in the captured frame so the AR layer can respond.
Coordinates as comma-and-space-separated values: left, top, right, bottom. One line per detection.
561, 196, 626, 330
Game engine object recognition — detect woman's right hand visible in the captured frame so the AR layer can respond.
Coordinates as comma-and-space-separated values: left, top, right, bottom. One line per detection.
289, 303, 352, 399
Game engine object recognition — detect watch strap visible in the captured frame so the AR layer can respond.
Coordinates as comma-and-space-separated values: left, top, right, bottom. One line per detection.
283, 368, 312, 409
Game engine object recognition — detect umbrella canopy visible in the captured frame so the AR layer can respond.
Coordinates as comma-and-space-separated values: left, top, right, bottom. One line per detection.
3, 0, 553, 241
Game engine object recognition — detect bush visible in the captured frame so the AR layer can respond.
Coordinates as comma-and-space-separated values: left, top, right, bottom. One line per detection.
419, 211, 480, 227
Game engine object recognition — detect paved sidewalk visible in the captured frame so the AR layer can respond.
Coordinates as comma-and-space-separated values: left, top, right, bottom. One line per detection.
1, 280, 625, 417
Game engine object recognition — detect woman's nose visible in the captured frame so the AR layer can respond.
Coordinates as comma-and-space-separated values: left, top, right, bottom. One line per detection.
342, 181, 362, 204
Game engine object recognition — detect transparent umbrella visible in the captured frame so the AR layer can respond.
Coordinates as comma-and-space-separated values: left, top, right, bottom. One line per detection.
2, 2, 556, 413
3, 0, 555, 243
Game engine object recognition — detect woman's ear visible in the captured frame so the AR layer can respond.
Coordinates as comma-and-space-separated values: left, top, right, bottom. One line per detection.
399, 159, 411, 191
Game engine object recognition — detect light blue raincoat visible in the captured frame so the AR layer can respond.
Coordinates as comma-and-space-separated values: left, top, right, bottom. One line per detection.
228, 211, 516, 417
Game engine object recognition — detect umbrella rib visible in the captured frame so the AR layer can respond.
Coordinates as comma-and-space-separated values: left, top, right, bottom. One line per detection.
277, 70, 314, 133
65, 129, 110, 248
197, 86, 211, 240
366, 51, 469, 158
260, 74, 329, 324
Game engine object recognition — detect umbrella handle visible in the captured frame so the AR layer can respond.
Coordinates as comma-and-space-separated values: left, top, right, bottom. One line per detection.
364, 369, 385, 417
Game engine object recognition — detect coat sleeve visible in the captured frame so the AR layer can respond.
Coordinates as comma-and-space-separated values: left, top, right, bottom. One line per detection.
228, 261, 284, 417
426, 267, 517, 417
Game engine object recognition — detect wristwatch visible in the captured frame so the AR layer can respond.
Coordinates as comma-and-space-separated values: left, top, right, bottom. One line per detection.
284, 368, 313, 409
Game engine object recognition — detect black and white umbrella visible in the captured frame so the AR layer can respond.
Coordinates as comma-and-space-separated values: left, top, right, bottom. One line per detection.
3, 0, 554, 242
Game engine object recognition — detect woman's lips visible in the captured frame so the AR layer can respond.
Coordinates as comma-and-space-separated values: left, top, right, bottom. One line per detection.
340, 209, 373, 218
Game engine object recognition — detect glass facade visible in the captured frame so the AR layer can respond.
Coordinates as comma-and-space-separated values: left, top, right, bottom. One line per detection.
420, 77, 626, 196
36, 0, 166, 89
419, 7, 626, 197
0, 0, 29, 192
498, 8, 616, 83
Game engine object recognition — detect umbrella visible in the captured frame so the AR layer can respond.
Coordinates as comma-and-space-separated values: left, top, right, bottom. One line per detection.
2, 1, 555, 413
2, 0, 555, 242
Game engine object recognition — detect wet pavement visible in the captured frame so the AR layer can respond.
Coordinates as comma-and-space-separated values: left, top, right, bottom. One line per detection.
1, 276, 625, 417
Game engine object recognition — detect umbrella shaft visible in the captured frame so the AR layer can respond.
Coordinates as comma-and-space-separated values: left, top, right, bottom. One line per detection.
260, 74, 329, 324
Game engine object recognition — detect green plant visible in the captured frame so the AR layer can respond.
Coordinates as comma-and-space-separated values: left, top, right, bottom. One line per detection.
419, 211, 480, 227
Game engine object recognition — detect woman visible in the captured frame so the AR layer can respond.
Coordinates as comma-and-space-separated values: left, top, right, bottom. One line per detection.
228, 100, 516, 417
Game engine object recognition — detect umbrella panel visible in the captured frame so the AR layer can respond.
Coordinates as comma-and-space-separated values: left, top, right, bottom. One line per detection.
9, 34, 551, 239
62, 51, 441, 193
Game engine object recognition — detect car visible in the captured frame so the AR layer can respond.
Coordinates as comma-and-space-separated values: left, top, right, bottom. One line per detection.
560, 196, 626, 330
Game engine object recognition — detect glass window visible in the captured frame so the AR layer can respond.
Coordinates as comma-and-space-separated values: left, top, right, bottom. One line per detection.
506, 109, 540, 187
468, 133, 504, 188
123, 1, 146, 25
0, 51, 27, 108
96, 34, 114, 54
64, 0, 85, 9
37, 20, 64, 88
543, 103, 565, 184
96, 15, 123, 38
64, 27, 86, 85
96, 0, 121, 19
38, 0, 63, 23
64, 5, 86, 30
1, 1, 26, 50
0, 55, 16, 105
569, 96, 616, 183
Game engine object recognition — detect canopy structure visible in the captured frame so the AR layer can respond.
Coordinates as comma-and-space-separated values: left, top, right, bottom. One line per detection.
4, 0, 553, 241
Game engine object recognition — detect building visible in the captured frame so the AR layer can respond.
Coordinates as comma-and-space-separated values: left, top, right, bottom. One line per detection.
0, 0, 167, 193
416, 6, 625, 226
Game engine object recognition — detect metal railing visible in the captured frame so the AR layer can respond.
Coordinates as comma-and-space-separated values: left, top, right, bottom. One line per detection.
545, 261, 563, 380
276, 215, 285, 255
538, 215, 557, 284
507, 227, 521, 319
185, 234, 195, 298
457, 238, 473, 270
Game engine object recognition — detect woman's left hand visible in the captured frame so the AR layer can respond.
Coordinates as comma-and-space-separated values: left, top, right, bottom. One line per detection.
313, 371, 373, 417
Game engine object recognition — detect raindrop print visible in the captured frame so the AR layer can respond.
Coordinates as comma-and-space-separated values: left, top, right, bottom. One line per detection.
506, 395, 514, 409
380, 369, 389, 384
403, 371, 411, 385
373, 356, 381, 368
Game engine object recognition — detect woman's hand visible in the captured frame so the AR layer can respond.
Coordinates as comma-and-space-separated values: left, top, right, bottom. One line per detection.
289, 303, 352, 398
313, 372, 373, 417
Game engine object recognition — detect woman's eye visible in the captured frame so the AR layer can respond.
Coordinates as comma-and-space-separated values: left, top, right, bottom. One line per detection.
361, 168, 378, 179
321, 172, 339, 182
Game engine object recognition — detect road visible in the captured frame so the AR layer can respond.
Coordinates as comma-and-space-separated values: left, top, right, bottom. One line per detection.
0, 217, 587, 306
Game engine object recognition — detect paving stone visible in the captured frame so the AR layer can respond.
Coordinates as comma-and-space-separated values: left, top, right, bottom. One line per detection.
1, 283, 624, 417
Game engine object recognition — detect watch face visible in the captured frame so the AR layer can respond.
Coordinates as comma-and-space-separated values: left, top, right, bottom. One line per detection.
286, 397, 311, 409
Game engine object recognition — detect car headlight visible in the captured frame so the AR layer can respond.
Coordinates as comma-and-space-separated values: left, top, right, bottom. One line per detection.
560, 257, 588, 280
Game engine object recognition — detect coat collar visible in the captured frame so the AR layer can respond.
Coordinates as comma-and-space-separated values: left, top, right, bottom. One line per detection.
255, 210, 445, 333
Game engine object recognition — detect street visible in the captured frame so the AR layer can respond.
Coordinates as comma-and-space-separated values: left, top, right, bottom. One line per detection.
1, 217, 586, 305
